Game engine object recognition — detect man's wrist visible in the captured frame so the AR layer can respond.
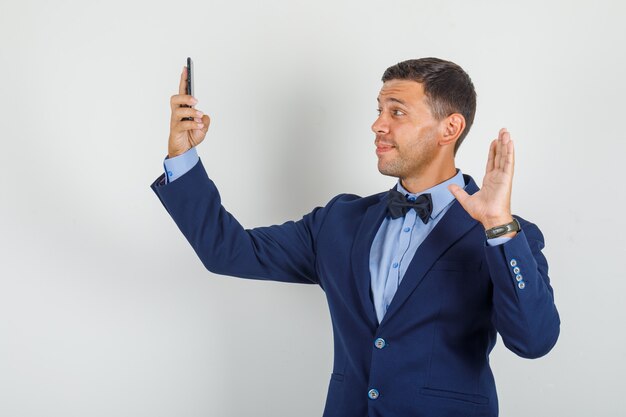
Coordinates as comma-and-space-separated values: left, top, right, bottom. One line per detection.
167, 150, 186, 159
168, 146, 192, 159
481, 215, 514, 230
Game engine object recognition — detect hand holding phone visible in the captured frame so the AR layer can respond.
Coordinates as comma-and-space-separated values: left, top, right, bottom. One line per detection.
167, 57, 210, 158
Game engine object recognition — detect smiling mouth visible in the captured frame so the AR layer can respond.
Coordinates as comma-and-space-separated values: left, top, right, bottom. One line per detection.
376, 144, 395, 155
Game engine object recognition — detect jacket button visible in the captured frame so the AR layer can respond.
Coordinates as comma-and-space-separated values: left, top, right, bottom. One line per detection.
368, 389, 380, 400
374, 338, 387, 349
518, 281, 526, 289
510, 259, 518, 267
515, 274, 523, 282
513, 266, 521, 274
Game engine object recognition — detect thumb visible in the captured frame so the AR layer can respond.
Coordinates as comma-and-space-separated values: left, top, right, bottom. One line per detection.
200, 114, 211, 134
448, 184, 470, 207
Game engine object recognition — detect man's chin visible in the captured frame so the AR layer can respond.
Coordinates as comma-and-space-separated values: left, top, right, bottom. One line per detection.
377, 164, 401, 179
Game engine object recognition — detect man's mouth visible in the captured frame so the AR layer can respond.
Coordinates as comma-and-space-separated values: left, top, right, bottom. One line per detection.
376, 143, 395, 155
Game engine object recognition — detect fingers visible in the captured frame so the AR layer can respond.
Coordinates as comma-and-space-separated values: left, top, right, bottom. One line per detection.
493, 128, 513, 172
199, 114, 211, 133
171, 107, 205, 134
498, 128, 508, 170
172, 106, 203, 121
170, 119, 205, 135
494, 129, 504, 170
485, 139, 497, 173
502, 131, 515, 175
179, 66, 187, 95
448, 184, 470, 207
170, 94, 197, 110
173, 67, 197, 115
172, 119, 204, 133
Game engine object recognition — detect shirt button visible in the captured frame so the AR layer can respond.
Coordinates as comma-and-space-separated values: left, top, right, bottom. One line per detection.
392, 262, 399, 269
518, 281, 526, 289
404, 227, 411, 232
374, 338, 387, 349
515, 274, 523, 282
513, 266, 521, 274
510, 259, 518, 267
368, 389, 380, 400
167, 171, 173, 177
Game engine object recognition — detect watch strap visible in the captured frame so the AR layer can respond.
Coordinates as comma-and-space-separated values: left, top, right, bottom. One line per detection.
485, 218, 521, 239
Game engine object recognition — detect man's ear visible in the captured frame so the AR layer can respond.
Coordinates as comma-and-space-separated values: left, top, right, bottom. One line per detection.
440, 113, 466, 147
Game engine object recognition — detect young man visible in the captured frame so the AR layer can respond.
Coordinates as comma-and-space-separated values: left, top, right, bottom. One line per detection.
151, 58, 560, 417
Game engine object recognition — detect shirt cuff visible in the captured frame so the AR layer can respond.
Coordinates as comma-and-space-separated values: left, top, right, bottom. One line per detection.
163, 147, 199, 184
487, 236, 512, 246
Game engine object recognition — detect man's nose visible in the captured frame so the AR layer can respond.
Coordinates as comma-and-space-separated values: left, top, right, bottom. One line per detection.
371, 115, 389, 134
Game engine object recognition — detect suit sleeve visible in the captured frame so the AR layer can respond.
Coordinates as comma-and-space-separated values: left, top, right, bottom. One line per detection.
150, 158, 340, 285
485, 217, 560, 358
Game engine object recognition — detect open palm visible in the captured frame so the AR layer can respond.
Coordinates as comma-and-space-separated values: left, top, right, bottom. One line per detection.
449, 128, 515, 229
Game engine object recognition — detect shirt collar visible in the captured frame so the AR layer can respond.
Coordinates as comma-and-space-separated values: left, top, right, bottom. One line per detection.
395, 169, 465, 220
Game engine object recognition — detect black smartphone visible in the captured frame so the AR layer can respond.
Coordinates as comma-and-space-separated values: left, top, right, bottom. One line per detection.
181, 57, 194, 120
186, 57, 194, 96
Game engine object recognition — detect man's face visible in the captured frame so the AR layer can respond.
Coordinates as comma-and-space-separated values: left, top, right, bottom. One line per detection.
372, 79, 443, 180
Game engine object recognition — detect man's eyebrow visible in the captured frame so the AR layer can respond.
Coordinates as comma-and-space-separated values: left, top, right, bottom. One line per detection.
376, 97, 408, 106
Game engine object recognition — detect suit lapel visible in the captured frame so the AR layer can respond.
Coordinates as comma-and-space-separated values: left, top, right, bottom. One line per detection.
378, 175, 480, 328
350, 192, 388, 328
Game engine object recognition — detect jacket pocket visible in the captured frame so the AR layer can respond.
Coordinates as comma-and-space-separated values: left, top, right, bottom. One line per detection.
420, 387, 489, 405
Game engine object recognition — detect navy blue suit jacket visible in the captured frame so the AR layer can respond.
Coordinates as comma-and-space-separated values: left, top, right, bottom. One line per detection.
151, 159, 560, 417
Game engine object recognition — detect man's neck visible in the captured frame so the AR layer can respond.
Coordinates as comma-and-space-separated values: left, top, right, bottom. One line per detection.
399, 165, 458, 194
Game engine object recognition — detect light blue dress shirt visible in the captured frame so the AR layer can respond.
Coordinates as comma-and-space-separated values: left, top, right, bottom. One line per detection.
369, 171, 461, 323
162, 147, 200, 184
368, 173, 510, 323
161, 148, 509, 324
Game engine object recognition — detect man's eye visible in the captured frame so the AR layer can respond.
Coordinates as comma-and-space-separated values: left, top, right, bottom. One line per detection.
376, 108, 404, 116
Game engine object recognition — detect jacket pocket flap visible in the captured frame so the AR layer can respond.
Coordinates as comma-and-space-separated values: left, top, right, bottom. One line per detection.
420, 387, 489, 405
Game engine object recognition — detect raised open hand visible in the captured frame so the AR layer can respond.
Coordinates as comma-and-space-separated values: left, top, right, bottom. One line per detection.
448, 128, 515, 231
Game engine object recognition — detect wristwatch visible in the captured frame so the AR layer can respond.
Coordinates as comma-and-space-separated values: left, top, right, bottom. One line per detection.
485, 218, 521, 239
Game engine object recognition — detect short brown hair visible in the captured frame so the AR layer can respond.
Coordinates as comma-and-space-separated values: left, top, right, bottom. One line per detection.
382, 58, 477, 154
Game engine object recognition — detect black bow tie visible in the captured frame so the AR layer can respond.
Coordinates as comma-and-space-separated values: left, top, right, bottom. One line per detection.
387, 189, 433, 223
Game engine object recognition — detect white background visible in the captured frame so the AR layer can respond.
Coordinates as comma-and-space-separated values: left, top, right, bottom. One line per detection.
1, 0, 625, 416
